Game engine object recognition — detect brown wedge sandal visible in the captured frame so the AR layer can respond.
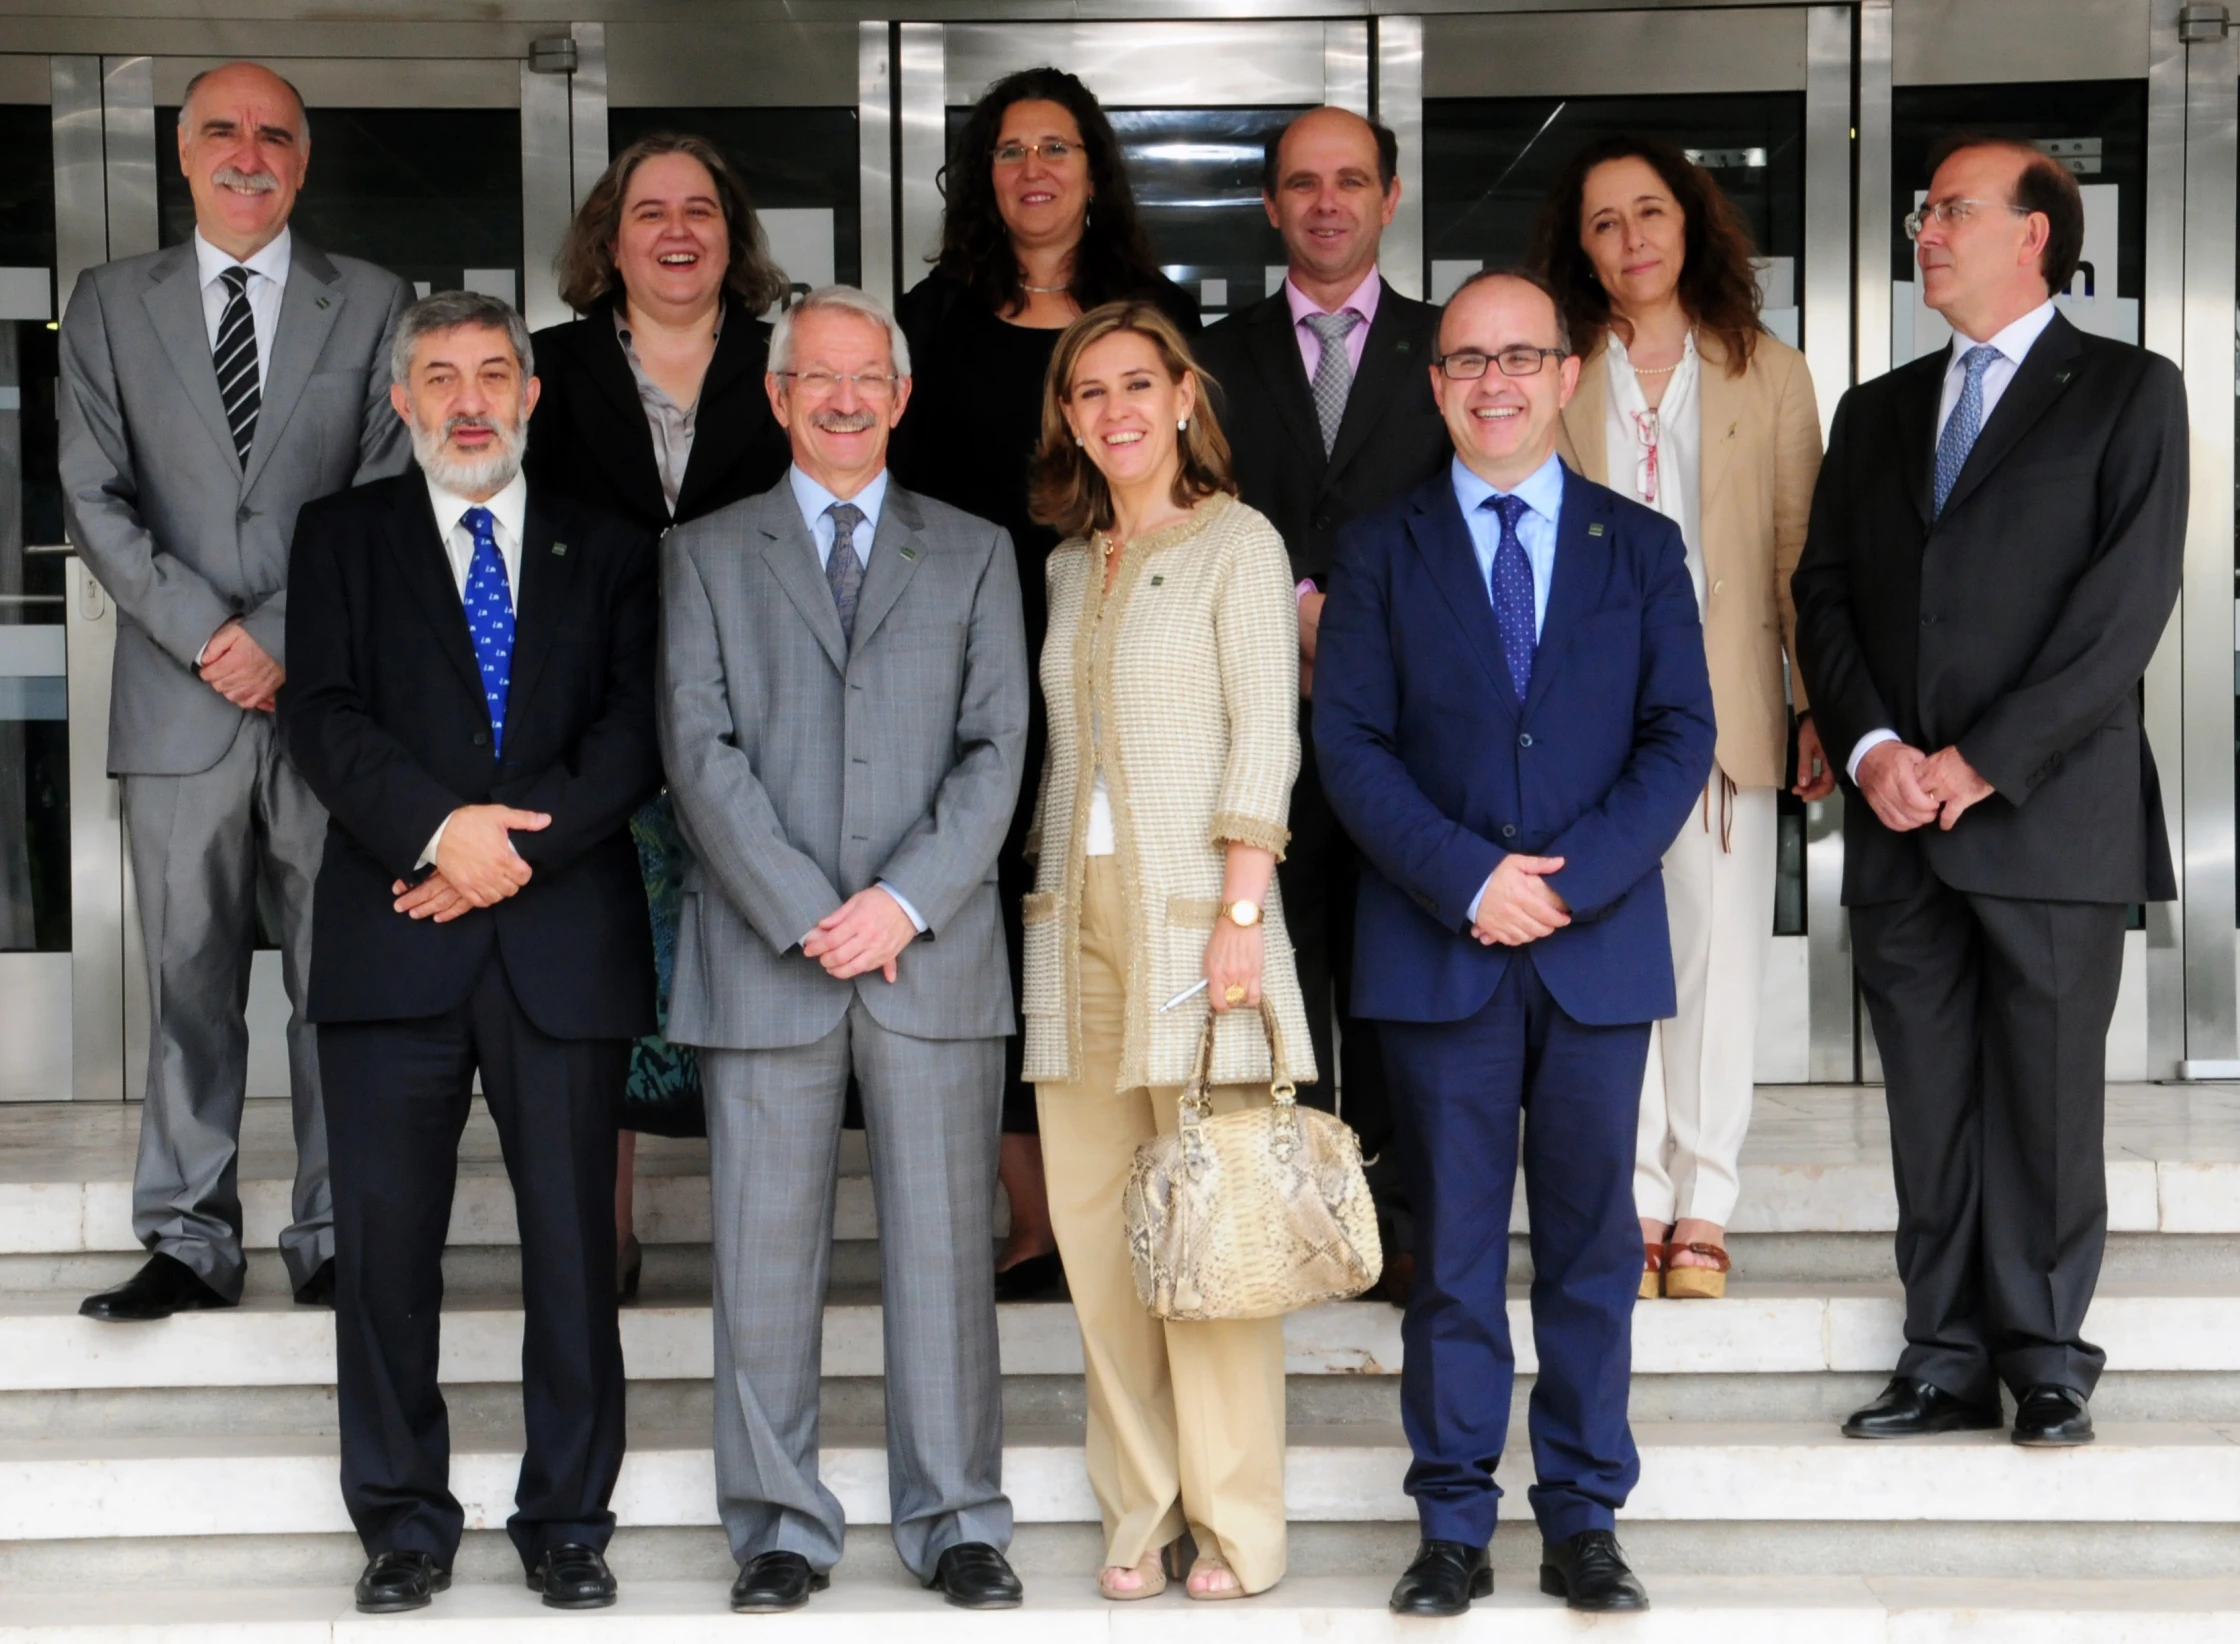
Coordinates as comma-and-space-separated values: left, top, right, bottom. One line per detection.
1662, 1241, 1731, 1300
1639, 1239, 1665, 1301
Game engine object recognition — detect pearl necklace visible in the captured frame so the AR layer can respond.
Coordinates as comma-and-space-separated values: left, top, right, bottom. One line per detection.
1630, 360, 1681, 377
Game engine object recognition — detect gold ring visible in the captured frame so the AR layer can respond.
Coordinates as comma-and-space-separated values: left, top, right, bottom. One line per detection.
1224, 984, 1247, 1005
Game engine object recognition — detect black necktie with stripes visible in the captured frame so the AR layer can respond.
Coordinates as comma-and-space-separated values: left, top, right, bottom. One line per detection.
212, 265, 260, 467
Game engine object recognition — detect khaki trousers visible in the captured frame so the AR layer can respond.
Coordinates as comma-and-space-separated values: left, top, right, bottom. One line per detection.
1035, 856, 1288, 1592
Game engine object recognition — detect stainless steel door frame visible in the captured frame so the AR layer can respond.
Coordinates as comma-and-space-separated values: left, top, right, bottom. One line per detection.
2175, 3, 2239, 1076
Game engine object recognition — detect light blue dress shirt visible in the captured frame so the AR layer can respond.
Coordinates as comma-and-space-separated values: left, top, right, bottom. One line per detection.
789, 463, 890, 571
1453, 449, 1566, 925
1451, 449, 1565, 641
783, 463, 925, 938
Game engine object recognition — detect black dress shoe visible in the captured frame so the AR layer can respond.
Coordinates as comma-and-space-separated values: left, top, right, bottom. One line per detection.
1539, 1529, 1649, 1612
927, 1541, 1023, 1609
731, 1550, 827, 1613
2012, 1385, 2095, 1447
293, 1258, 336, 1308
993, 1250, 1066, 1302
355, 1550, 450, 1613
1389, 1539, 1491, 1616
1841, 1376, 2001, 1439
528, 1544, 618, 1609
79, 1253, 235, 1322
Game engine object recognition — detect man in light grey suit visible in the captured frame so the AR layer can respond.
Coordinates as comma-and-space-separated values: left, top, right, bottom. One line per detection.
659, 285, 1029, 1614
60, 62, 411, 1321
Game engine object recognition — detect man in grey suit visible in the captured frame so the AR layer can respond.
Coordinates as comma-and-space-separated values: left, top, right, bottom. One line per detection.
659, 285, 1029, 1613
59, 62, 411, 1321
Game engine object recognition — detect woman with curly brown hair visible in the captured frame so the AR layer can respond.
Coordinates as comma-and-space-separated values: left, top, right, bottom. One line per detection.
1530, 134, 1829, 1302
524, 132, 795, 1296
1024, 301, 1310, 1602
890, 67, 1199, 1304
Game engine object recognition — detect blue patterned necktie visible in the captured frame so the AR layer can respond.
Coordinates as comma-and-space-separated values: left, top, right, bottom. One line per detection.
1933, 344, 2001, 517
1485, 493, 1536, 703
461, 505, 515, 757
826, 501, 866, 643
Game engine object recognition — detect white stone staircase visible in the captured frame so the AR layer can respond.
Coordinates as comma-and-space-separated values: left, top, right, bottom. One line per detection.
2, 1087, 2238, 1639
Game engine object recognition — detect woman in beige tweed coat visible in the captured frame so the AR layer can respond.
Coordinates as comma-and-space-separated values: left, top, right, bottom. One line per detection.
1022, 301, 1313, 1602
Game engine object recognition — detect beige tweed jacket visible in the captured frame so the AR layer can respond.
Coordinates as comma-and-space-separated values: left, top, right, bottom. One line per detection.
1021, 491, 1317, 1092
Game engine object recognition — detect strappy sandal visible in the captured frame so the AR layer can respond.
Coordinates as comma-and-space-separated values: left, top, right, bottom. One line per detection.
1185, 1554, 1245, 1601
1098, 1552, 1166, 1601
1639, 1238, 1665, 1301
1662, 1241, 1731, 1300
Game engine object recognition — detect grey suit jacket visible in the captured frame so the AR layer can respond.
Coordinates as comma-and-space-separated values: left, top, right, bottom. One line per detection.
658, 476, 1029, 1049
59, 236, 411, 776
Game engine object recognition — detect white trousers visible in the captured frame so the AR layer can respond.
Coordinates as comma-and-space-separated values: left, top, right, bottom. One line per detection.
1636, 776, 1777, 1229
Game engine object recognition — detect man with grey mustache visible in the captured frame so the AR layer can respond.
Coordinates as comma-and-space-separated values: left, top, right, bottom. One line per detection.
658, 286, 1030, 1613
60, 60, 411, 1324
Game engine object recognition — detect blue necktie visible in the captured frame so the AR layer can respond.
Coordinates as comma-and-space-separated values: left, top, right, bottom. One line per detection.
461, 505, 515, 757
1934, 344, 2001, 517
1485, 493, 1536, 703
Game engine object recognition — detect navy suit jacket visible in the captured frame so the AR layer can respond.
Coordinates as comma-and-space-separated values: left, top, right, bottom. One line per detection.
1313, 463, 1715, 1027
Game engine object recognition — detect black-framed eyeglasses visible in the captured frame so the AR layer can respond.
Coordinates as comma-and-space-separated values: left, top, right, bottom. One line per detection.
1435, 346, 1568, 381
993, 140, 1078, 166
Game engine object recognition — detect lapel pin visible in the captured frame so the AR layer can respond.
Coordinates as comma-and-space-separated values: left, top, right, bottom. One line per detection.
1396, 340, 1411, 354
2054, 370, 2073, 384
1588, 522, 1606, 537
1150, 574, 1165, 586
315, 295, 330, 310
900, 543, 919, 561
551, 541, 568, 556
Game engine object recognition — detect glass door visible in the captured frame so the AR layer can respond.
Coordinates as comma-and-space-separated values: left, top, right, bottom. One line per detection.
898, 19, 1367, 313
0, 55, 63, 1100
1414, 5, 1853, 1083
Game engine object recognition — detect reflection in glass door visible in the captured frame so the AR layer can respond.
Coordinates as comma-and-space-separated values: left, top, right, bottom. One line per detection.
0, 77, 64, 1099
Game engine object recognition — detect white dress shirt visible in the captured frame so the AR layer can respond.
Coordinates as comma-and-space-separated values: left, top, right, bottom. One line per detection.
783, 463, 925, 937
415, 469, 529, 868
194, 227, 290, 389
1605, 332, 1705, 614
1846, 299, 2059, 782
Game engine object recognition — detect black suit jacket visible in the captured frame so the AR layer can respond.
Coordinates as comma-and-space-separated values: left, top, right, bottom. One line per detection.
1196, 284, 1450, 585
280, 471, 662, 1037
1792, 311, 2185, 907
524, 305, 792, 534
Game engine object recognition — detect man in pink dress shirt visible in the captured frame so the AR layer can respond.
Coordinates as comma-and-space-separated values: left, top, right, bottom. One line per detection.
1195, 107, 1453, 1297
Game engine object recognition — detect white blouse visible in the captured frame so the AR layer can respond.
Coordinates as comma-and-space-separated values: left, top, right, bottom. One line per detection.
1605, 330, 1706, 616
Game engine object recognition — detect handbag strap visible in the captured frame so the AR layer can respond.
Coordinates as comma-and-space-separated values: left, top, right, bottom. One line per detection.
1180, 998, 1297, 1124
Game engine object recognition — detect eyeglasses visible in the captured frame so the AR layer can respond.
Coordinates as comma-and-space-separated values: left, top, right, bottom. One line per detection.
1903, 197, 2033, 240
993, 140, 1078, 166
773, 370, 900, 395
1434, 346, 1568, 380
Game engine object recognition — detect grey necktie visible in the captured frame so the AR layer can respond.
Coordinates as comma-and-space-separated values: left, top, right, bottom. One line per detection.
1305, 309, 1363, 456
826, 501, 866, 642
213, 265, 260, 468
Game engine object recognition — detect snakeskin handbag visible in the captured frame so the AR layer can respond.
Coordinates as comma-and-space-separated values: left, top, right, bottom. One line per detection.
1123, 1001, 1382, 1321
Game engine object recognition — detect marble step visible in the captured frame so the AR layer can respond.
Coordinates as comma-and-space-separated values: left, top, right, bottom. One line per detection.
10, 1156, 2240, 1257
10, 1086, 2240, 1255
6, 1576, 2240, 1643
5, 1285, 2239, 1392
4, 1422, 2238, 1542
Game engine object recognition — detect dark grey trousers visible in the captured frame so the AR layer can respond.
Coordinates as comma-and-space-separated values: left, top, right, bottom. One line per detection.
1850, 874, 2126, 1405
121, 713, 330, 1297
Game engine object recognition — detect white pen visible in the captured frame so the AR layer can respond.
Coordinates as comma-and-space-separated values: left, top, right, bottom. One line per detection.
1159, 978, 1209, 1013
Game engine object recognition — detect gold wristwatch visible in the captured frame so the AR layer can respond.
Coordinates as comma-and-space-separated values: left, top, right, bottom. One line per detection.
1222, 899, 1263, 929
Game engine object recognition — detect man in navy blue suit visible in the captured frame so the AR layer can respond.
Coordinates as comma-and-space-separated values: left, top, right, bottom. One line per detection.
1315, 269, 1714, 1617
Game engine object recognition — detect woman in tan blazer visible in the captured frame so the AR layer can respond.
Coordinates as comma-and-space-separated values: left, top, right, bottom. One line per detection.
1532, 135, 1832, 1300
1021, 301, 1314, 1601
